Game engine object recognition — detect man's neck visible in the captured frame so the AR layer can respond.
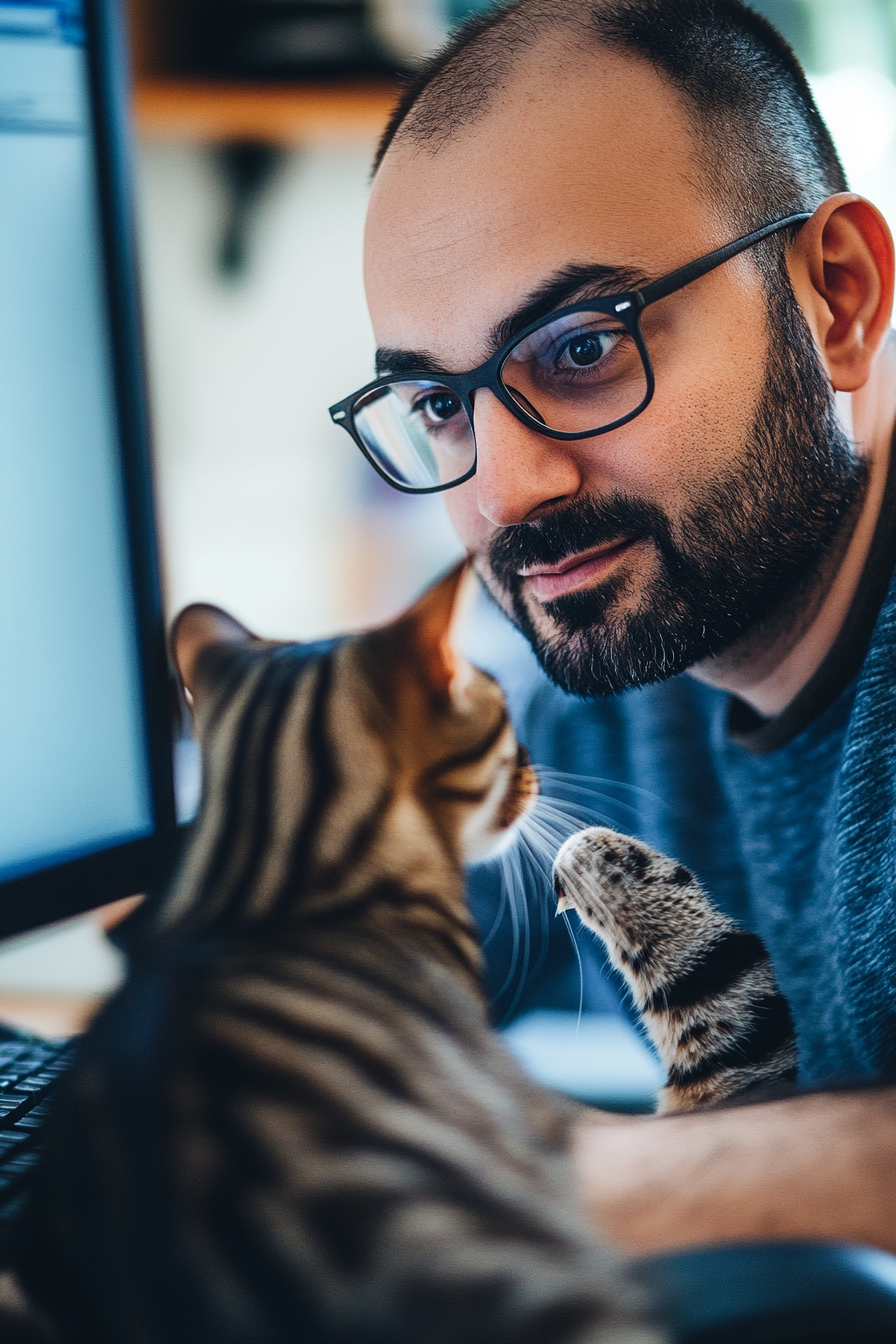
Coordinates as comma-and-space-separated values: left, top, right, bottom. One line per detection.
689, 337, 896, 719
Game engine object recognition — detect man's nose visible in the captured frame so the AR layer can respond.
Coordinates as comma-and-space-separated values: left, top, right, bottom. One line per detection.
472, 389, 583, 526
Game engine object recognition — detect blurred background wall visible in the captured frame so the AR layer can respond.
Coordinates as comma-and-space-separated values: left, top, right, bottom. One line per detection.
4, 0, 896, 1020
140, 138, 464, 640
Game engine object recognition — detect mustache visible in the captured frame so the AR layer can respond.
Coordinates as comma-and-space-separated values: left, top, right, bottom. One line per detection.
486, 493, 677, 584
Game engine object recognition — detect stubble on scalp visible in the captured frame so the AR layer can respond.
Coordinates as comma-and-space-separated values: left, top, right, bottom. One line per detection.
376, 0, 847, 247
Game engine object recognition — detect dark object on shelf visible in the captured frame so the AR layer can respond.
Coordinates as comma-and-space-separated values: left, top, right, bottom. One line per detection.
182, 1, 398, 79
215, 140, 283, 277
635, 1241, 896, 1343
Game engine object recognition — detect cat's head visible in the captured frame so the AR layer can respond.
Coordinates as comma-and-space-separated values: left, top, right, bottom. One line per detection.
169, 564, 537, 932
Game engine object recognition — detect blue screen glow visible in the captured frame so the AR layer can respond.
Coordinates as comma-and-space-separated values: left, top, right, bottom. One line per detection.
0, 0, 154, 883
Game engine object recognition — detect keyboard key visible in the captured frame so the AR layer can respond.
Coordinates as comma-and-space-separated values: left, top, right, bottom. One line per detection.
0, 1090, 36, 1108
0, 1037, 75, 1208
0, 1074, 28, 1093
12, 1113, 47, 1131
0, 1153, 39, 1178
14, 1077, 50, 1095
0, 1131, 31, 1156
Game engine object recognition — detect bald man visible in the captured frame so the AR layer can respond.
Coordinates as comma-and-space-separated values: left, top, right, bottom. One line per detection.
329, 0, 896, 1256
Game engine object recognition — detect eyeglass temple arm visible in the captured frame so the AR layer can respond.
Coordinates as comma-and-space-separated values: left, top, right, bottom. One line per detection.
634, 212, 812, 310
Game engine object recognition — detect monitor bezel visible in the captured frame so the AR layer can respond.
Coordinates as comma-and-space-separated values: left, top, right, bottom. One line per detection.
0, 0, 180, 941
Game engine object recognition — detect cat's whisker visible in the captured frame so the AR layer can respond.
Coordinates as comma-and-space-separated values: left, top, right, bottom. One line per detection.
472, 782, 639, 1024
486, 842, 529, 1006
535, 765, 670, 812
472, 763, 659, 1025
478, 864, 510, 950
513, 798, 616, 867
561, 909, 586, 1029
477, 819, 568, 1021
473, 806, 605, 1023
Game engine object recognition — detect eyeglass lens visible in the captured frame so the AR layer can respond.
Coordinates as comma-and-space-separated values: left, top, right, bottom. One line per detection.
352, 309, 648, 490
501, 309, 648, 433
353, 380, 476, 490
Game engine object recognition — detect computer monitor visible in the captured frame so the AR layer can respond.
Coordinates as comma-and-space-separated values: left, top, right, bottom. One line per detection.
0, 0, 178, 939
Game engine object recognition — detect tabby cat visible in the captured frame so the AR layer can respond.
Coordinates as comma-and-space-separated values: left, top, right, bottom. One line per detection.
17, 565, 661, 1344
553, 827, 798, 1113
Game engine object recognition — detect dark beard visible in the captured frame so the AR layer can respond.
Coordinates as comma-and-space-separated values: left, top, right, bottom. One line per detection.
482, 284, 868, 698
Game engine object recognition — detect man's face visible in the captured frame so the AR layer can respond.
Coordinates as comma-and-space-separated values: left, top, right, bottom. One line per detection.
364, 45, 862, 695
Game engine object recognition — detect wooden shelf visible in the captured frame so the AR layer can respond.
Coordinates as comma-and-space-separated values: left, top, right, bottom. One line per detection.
133, 77, 399, 143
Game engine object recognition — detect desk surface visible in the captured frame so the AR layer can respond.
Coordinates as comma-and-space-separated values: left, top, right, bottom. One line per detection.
0, 994, 99, 1039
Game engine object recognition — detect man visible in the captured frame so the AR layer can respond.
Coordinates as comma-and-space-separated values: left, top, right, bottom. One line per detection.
331, 0, 896, 1255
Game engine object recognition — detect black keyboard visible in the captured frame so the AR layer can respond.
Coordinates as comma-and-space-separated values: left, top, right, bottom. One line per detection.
0, 1036, 77, 1236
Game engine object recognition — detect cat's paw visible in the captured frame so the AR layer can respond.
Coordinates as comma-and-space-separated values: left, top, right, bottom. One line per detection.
553, 827, 729, 977
552, 826, 797, 1113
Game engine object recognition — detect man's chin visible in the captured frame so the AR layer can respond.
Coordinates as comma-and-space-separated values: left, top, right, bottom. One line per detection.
531, 626, 650, 699
496, 577, 666, 698
521, 602, 613, 656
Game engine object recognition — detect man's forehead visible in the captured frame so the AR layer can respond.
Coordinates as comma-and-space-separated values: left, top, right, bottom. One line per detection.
364, 45, 721, 367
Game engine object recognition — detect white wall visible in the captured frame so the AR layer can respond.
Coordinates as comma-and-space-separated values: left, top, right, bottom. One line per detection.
138, 136, 461, 641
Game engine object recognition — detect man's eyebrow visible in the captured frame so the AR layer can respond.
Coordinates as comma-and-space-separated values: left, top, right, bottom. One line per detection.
490, 262, 651, 351
374, 262, 651, 378
375, 348, 448, 377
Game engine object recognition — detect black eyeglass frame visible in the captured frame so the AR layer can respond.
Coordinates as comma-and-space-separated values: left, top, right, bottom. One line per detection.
329, 211, 812, 495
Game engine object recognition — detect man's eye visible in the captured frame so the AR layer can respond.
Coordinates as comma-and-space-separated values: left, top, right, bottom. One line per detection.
415, 391, 462, 424
562, 330, 621, 367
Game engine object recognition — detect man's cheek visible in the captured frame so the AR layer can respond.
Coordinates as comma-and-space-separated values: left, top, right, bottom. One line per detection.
443, 479, 494, 552
470, 554, 524, 628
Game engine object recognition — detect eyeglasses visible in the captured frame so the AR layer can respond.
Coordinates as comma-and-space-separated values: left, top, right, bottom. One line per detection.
329, 212, 811, 495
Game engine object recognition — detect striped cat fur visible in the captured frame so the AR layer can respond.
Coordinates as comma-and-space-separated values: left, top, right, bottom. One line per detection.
17, 566, 661, 1344
553, 827, 798, 1113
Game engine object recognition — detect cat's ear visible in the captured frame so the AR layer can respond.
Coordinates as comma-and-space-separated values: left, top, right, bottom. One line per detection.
399, 560, 478, 704
171, 603, 254, 705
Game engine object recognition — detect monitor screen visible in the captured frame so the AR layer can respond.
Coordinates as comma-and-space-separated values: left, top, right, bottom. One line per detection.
0, 0, 155, 887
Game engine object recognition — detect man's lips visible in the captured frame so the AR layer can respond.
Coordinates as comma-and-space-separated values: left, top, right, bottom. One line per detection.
518, 539, 636, 601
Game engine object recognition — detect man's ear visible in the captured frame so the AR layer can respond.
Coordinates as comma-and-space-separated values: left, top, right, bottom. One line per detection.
170, 604, 255, 706
398, 559, 478, 704
788, 193, 895, 392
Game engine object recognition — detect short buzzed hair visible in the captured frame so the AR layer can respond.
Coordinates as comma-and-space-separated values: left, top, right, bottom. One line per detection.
374, 0, 847, 250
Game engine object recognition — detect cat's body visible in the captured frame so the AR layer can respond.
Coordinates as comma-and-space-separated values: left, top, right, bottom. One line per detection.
17, 570, 659, 1344
553, 827, 798, 1113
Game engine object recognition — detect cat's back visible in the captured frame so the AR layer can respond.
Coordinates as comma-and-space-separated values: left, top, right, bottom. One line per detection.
102, 917, 573, 1175
21, 923, 651, 1344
